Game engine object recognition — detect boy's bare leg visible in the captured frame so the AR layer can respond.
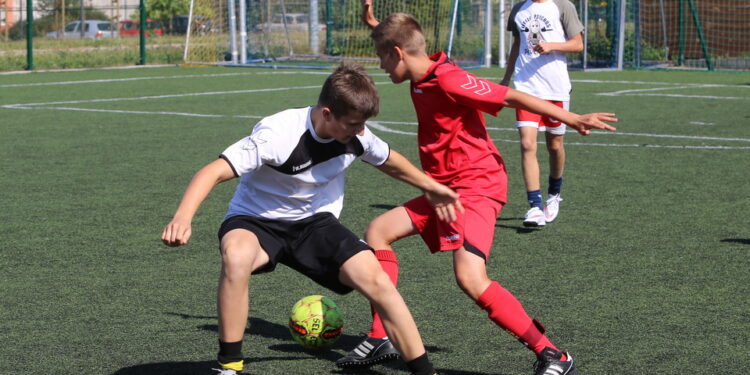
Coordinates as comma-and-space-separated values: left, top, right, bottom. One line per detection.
545, 132, 565, 180
519, 127, 541, 192
339, 250, 426, 361
217, 229, 270, 342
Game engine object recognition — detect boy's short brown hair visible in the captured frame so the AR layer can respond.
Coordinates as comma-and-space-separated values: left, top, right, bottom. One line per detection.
318, 63, 379, 119
370, 13, 427, 56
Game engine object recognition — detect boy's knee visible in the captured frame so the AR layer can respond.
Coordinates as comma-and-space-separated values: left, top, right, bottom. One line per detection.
361, 270, 397, 297
221, 248, 254, 280
520, 139, 537, 153
364, 218, 390, 244
454, 272, 488, 299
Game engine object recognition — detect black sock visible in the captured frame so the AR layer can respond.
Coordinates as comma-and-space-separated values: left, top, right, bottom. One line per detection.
217, 340, 243, 364
406, 352, 436, 375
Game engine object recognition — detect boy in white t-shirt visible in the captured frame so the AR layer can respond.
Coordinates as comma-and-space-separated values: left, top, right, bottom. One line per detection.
161, 64, 462, 375
500, 0, 584, 227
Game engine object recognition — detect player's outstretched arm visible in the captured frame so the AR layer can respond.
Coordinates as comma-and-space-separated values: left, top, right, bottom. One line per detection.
374, 150, 464, 222
360, 0, 380, 29
161, 158, 236, 247
503, 88, 618, 135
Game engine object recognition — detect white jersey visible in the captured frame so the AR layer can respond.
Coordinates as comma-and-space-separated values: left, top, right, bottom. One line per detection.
508, 0, 584, 101
220, 106, 390, 220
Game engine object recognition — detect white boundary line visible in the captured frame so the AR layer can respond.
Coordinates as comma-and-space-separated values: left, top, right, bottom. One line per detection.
367, 122, 750, 150
3, 78, 749, 150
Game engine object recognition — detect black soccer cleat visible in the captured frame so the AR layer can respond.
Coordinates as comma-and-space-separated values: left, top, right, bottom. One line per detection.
335, 336, 401, 368
533, 347, 578, 375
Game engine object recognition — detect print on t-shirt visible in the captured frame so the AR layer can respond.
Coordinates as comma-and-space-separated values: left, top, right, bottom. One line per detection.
518, 14, 554, 56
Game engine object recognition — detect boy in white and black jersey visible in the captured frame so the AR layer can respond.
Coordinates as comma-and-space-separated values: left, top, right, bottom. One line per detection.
161, 64, 461, 375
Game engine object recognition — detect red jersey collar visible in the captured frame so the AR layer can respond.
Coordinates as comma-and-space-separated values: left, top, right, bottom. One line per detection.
415, 51, 451, 85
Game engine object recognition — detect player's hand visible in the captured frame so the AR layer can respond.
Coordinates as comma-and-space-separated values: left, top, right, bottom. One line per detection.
533, 42, 553, 55
571, 112, 618, 135
424, 183, 465, 222
161, 217, 192, 247
360, 0, 379, 28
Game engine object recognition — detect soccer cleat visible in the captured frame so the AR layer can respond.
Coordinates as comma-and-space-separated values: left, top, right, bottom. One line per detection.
523, 207, 546, 227
335, 336, 400, 368
544, 194, 563, 223
533, 347, 577, 375
211, 368, 238, 375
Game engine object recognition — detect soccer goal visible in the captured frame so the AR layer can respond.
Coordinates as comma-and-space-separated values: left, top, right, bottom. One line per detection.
183, 0, 496, 69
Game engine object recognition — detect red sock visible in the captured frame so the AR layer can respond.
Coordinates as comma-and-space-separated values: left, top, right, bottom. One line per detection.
476, 281, 563, 359
368, 250, 399, 339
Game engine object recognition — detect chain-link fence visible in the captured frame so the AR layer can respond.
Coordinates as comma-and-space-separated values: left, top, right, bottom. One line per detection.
2, 0, 749, 72
0, 0, 186, 71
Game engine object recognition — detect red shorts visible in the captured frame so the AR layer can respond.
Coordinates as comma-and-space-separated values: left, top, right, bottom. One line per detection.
404, 194, 503, 260
515, 100, 568, 134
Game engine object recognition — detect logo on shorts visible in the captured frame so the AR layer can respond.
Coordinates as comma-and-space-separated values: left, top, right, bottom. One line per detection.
444, 234, 461, 242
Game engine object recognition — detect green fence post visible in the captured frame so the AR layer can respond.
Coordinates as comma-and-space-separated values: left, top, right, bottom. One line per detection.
687, 0, 712, 71
25, 0, 33, 70
634, 0, 641, 68
678, 0, 685, 66
139, 0, 146, 65
325, 0, 332, 55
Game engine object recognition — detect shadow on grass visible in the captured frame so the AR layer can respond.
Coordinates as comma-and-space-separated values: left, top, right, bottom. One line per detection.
495, 217, 540, 234
116, 315, 482, 375
721, 238, 750, 245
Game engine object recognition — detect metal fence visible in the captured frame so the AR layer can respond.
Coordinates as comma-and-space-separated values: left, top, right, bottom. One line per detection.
2, 0, 749, 72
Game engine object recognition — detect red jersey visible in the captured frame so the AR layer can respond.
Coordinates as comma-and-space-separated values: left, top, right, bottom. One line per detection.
410, 52, 509, 203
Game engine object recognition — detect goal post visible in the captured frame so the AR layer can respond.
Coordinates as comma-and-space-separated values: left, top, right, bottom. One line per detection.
183, 0, 495, 69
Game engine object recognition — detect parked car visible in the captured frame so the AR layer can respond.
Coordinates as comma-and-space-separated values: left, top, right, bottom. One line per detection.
119, 19, 163, 37
46, 20, 116, 39
253, 13, 325, 32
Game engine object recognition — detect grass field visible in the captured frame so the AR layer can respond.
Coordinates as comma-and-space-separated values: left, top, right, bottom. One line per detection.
1, 65, 748, 375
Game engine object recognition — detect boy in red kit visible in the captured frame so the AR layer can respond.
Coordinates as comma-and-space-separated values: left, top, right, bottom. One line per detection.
335, 2, 618, 375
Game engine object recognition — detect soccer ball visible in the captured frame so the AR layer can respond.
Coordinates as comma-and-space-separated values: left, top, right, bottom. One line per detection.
288, 295, 344, 350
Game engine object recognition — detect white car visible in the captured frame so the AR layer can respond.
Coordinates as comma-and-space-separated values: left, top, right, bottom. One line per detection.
254, 13, 325, 32
46, 20, 116, 39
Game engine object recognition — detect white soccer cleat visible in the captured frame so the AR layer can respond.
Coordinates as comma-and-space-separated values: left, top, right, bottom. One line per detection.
544, 194, 563, 223
212, 368, 238, 375
523, 207, 546, 227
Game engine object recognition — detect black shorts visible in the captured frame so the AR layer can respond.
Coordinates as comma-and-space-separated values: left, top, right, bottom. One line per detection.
217, 212, 372, 294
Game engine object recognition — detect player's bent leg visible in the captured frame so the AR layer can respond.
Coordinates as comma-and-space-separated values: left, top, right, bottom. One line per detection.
364, 206, 419, 249
218, 229, 269, 341
215, 229, 270, 373
452, 247, 492, 300
339, 251, 424, 366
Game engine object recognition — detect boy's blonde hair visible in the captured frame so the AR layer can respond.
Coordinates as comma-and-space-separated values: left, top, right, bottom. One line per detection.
371, 13, 426, 56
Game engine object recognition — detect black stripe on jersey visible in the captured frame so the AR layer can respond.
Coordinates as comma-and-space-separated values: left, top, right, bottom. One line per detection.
416, 57, 455, 85
269, 130, 365, 175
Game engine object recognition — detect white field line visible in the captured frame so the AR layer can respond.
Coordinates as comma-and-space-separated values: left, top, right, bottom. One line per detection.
2, 78, 748, 150
375, 120, 750, 143
595, 82, 750, 100
367, 122, 750, 150
0, 72, 260, 88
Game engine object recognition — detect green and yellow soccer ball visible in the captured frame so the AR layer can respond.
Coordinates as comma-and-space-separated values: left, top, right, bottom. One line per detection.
288, 295, 344, 350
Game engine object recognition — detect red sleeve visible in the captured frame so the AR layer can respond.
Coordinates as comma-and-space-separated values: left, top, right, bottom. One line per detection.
437, 69, 509, 117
